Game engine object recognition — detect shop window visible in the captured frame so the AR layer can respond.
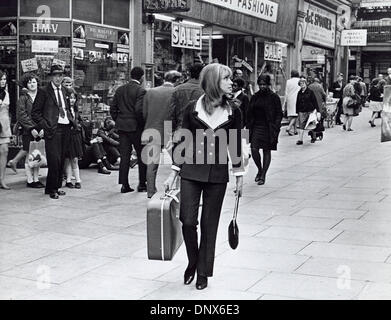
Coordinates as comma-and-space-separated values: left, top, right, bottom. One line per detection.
154, 20, 204, 86
19, 35, 72, 89
0, 0, 17, 17
20, 0, 70, 19
73, 0, 102, 24
73, 29, 130, 130
104, 0, 129, 29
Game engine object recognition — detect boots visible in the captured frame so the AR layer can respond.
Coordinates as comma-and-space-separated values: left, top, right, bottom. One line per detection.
97, 161, 111, 175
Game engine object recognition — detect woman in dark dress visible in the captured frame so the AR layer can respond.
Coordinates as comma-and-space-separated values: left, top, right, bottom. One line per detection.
247, 74, 283, 185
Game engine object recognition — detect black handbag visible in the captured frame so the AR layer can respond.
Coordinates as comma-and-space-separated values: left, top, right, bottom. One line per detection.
228, 193, 240, 250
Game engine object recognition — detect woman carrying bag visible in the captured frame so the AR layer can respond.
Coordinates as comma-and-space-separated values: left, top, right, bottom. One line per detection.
295, 76, 319, 145
368, 78, 383, 127
164, 63, 245, 290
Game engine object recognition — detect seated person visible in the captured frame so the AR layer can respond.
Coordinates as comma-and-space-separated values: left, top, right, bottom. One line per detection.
78, 120, 112, 174
97, 117, 120, 166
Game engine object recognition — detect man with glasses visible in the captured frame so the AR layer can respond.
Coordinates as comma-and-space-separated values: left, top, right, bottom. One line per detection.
32, 65, 72, 199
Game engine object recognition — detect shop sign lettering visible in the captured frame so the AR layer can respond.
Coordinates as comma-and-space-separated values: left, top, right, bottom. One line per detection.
264, 42, 282, 62
303, 2, 336, 49
341, 29, 367, 46
302, 45, 326, 61
171, 22, 202, 50
86, 25, 117, 43
199, 0, 279, 23
143, 0, 190, 13
19, 20, 70, 36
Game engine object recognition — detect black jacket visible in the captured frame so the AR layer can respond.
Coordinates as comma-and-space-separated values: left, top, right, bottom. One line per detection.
369, 86, 382, 102
296, 88, 319, 113
16, 89, 37, 136
31, 84, 73, 139
172, 99, 244, 184
110, 80, 146, 132
247, 89, 283, 149
236, 92, 250, 128
332, 81, 344, 99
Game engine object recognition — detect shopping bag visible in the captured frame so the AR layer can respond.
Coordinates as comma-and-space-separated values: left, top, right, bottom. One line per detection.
26, 139, 47, 168
304, 110, 318, 130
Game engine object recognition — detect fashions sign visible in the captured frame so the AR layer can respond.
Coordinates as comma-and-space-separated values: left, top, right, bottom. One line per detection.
171, 22, 202, 50
303, 2, 336, 49
199, 0, 279, 23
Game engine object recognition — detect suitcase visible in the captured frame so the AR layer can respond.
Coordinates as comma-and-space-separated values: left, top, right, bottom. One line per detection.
147, 181, 183, 261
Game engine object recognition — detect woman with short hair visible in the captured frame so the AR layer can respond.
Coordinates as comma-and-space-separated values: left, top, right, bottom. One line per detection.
165, 63, 245, 290
247, 74, 283, 185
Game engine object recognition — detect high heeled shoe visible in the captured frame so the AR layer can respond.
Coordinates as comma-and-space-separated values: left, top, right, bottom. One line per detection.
285, 129, 293, 136
196, 275, 208, 290
184, 267, 196, 285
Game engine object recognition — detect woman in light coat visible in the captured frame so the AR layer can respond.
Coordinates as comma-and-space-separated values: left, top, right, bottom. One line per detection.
0, 70, 11, 189
283, 70, 301, 135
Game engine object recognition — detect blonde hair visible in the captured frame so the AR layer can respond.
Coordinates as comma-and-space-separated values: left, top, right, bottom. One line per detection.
200, 63, 232, 114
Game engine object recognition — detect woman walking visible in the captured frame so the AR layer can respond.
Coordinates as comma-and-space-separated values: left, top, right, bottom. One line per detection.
368, 79, 383, 127
284, 70, 300, 135
247, 74, 283, 185
15, 73, 44, 188
0, 70, 11, 189
342, 76, 359, 132
295, 77, 319, 145
165, 63, 244, 290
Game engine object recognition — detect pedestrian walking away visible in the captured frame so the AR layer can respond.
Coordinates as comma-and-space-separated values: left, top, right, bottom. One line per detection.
232, 78, 250, 128
342, 76, 361, 132
247, 74, 283, 185
110, 66, 147, 194
283, 70, 300, 135
143, 70, 181, 198
165, 63, 245, 291
368, 78, 383, 127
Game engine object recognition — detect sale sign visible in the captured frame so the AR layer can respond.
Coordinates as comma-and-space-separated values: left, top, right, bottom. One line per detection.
171, 22, 202, 50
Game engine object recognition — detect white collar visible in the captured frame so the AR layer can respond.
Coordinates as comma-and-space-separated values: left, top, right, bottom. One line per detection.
131, 79, 140, 85
233, 90, 242, 99
51, 82, 62, 91
195, 95, 231, 130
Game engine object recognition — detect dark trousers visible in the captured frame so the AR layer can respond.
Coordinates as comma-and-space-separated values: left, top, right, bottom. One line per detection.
102, 143, 120, 164
145, 144, 165, 197
335, 98, 343, 123
118, 130, 146, 186
45, 124, 71, 194
180, 178, 227, 277
78, 142, 106, 169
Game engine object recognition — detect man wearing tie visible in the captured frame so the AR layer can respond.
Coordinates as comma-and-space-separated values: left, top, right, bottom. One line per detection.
32, 65, 72, 199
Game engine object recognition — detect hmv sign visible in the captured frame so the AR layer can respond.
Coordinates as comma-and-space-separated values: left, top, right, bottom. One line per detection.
19, 20, 71, 37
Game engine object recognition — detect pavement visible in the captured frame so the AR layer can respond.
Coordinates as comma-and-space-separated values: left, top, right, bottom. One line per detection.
1, 107, 391, 300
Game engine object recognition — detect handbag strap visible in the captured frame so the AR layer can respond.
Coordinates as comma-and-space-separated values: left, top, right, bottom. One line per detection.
232, 193, 240, 221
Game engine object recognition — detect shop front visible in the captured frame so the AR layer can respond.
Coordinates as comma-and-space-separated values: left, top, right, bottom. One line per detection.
0, 0, 134, 132
301, 1, 337, 90
145, 0, 298, 97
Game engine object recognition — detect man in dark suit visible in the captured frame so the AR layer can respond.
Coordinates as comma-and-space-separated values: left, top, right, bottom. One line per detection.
31, 65, 73, 199
143, 70, 181, 198
232, 78, 250, 128
110, 66, 147, 193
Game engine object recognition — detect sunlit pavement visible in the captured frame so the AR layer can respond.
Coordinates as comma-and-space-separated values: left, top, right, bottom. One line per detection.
1, 107, 391, 300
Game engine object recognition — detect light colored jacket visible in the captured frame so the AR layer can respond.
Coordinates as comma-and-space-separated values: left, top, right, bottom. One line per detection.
0, 91, 11, 139
284, 77, 300, 117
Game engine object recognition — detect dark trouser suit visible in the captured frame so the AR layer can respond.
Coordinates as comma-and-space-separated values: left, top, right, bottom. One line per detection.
180, 178, 227, 277
45, 124, 71, 194
335, 98, 343, 123
118, 130, 146, 186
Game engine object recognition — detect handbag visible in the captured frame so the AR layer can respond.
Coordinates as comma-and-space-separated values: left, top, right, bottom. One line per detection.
228, 192, 240, 250
304, 110, 318, 130
26, 139, 47, 168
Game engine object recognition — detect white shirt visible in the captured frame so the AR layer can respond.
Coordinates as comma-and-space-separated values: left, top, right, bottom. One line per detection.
195, 95, 231, 130
51, 83, 69, 124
